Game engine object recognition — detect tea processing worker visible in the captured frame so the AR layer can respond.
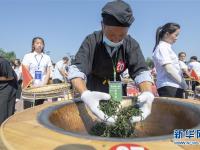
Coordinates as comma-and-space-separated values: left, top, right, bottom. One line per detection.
68, 0, 154, 124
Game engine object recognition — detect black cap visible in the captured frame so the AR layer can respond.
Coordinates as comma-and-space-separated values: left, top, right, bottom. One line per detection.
102, 0, 134, 27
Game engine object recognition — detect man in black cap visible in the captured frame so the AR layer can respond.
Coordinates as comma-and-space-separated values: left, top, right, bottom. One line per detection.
68, 0, 154, 124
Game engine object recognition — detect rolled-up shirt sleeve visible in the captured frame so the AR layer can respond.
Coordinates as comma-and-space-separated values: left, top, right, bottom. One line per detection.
134, 70, 153, 84
68, 65, 87, 80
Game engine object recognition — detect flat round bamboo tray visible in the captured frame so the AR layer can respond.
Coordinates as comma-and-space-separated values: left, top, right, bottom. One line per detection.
22, 83, 72, 99
1, 97, 200, 150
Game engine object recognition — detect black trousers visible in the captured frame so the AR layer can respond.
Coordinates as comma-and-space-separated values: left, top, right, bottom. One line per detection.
0, 82, 17, 124
158, 86, 184, 98
192, 81, 200, 91
16, 79, 22, 99
23, 99, 45, 109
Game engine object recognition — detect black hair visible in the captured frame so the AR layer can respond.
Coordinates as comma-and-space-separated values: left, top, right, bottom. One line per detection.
178, 52, 186, 57
153, 23, 180, 52
190, 56, 198, 61
31, 37, 45, 52
63, 56, 69, 62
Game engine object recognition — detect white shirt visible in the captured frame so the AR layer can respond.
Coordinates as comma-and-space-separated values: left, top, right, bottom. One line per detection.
22, 51, 52, 86
188, 61, 200, 76
52, 60, 68, 81
179, 60, 188, 70
152, 41, 182, 89
14, 66, 22, 80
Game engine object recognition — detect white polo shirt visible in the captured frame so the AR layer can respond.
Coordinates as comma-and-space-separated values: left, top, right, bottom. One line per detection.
152, 41, 183, 89
188, 61, 200, 76
179, 60, 188, 70
22, 51, 52, 86
52, 60, 68, 81
14, 66, 22, 81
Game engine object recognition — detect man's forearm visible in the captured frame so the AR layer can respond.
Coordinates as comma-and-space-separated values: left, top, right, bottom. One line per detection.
71, 77, 87, 94
60, 69, 67, 78
182, 69, 191, 78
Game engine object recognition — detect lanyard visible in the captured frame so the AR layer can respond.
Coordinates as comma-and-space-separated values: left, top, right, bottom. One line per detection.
110, 47, 119, 81
34, 55, 43, 70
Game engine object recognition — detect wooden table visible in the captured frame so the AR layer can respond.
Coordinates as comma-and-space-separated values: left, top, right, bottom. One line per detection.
1, 98, 200, 150
0, 136, 7, 150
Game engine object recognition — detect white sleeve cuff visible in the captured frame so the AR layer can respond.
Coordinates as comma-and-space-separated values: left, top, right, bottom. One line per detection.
67, 65, 87, 81
134, 71, 153, 84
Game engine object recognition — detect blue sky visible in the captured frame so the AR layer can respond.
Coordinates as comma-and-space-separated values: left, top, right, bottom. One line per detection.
0, 0, 199, 62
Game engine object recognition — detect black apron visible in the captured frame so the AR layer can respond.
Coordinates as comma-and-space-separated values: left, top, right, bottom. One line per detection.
87, 42, 127, 93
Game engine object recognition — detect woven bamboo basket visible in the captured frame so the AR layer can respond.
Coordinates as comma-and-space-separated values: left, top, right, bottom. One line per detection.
22, 83, 73, 100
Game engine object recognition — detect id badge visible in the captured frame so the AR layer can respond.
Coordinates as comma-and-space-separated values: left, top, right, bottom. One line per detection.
35, 70, 42, 80
109, 81, 122, 102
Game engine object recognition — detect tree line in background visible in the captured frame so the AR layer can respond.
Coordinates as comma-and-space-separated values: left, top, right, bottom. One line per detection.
0, 48, 16, 61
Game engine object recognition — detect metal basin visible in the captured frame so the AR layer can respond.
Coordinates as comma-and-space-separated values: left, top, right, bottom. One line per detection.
38, 97, 200, 141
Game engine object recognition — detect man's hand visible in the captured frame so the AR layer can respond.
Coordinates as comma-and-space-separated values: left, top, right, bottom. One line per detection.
81, 90, 115, 124
131, 91, 154, 123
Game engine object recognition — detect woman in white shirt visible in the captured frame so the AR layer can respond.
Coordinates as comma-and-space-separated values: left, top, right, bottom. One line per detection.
152, 23, 187, 98
22, 37, 52, 108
